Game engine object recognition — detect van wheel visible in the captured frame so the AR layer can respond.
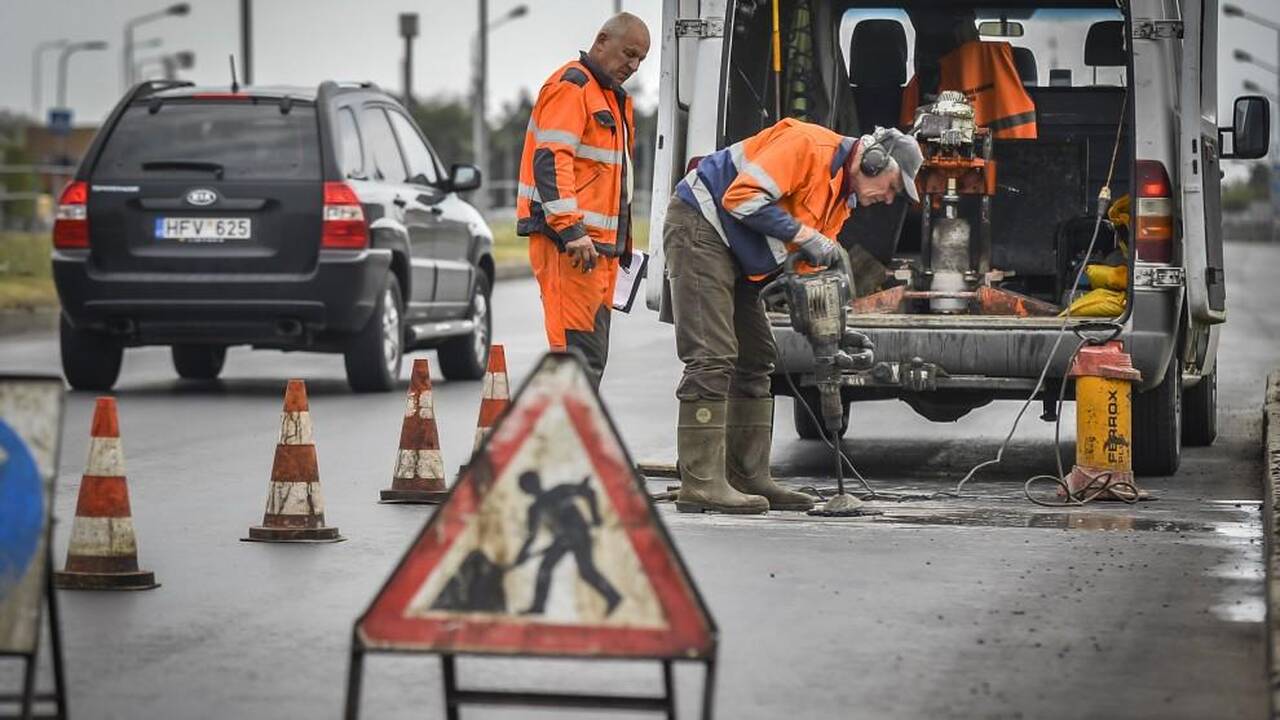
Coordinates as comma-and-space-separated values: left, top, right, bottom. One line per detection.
792, 390, 850, 440
1181, 368, 1217, 447
345, 274, 403, 393
60, 315, 123, 392
172, 345, 226, 380
1132, 354, 1182, 476
439, 272, 492, 381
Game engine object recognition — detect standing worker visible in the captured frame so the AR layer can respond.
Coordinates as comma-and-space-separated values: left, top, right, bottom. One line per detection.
665, 120, 923, 513
516, 13, 651, 387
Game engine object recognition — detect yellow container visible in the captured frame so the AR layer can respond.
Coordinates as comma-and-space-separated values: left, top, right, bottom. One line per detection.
1074, 375, 1132, 471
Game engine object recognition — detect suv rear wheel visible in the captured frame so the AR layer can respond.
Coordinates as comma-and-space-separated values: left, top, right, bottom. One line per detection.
1132, 354, 1181, 476
439, 272, 492, 381
172, 345, 227, 381
60, 315, 123, 392
344, 274, 403, 393
1181, 367, 1218, 447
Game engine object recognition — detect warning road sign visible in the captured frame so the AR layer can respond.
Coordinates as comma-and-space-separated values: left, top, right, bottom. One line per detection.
356, 352, 715, 660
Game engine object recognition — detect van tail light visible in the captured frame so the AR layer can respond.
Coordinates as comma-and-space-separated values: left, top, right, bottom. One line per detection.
52, 181, 90, 249
321, 181, 368, 249
1134, 160, 1173, 263
685, 156, 704, 175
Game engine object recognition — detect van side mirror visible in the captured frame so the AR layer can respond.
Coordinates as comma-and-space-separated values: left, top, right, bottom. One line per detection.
448, 164, 482, 192
1221, 96, 1270, 160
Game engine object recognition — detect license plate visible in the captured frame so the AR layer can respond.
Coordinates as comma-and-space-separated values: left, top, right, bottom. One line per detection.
154, 217, 252, 242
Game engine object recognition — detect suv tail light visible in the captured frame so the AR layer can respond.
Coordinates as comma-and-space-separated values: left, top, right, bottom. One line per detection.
321, 181, 368, 249
53, 181, 89, 249
1134, 160, 1173, 263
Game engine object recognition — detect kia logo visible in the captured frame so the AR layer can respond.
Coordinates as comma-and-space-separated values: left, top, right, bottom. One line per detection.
185, 188, 218, 206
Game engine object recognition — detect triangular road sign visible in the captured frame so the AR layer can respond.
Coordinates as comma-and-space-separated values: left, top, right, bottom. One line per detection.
356, 352, 716, 660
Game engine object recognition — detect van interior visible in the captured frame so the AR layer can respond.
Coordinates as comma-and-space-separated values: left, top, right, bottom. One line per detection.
722, 1, 1135, 319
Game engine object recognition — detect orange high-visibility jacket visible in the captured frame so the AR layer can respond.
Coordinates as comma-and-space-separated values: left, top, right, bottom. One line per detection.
899, 40, 1037, 139
517, 55, 635, 256
675, 119, 856, 276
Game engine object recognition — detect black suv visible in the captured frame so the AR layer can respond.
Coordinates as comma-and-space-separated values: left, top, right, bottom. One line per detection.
53, 80, 494, 392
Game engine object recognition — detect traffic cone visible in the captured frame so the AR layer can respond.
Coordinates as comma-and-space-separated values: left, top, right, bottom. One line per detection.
473, 344, 510, 453
380, 358, 449, 503
243, 379, 344, 543
55, 397, 159, 591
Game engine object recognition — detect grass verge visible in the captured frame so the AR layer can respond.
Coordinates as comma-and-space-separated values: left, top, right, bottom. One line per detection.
0, 232, 57, 311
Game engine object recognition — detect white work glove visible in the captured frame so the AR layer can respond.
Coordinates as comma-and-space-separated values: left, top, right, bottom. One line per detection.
793, 226, 840, 267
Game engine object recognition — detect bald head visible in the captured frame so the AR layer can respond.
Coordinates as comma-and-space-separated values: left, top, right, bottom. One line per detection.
587, 12, 651, 87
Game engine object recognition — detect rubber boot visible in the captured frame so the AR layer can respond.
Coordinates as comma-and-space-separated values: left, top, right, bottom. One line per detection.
726, 397, 816, 511
675, 400, 769, 514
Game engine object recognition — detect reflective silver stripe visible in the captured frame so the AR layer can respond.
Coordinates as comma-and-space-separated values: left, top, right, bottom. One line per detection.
729, 193, 773, 218
728, 142, 746, 170
517, 183, 540, 201
685, 175, 730, 247
527, 118, 582, 147
581, 210, 618, 231
577, 144, 623, 165
741, 161, 782, 200
543, 197, 578, 214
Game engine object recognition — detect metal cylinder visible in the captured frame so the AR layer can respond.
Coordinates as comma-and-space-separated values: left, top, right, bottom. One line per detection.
929, 211, 969, 313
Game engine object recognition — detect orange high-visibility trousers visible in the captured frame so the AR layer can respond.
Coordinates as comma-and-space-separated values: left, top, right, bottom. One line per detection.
529, 232, 620, 386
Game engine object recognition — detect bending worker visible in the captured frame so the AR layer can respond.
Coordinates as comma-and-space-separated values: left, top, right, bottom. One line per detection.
665, 120, 923, 514
899, 9, 1037, 139
516, 13, 650, 387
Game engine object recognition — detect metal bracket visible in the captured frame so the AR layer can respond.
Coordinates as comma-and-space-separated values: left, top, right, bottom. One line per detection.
1131, 19, 1183, 40
902, 358, 940, 392
675, 17, 725, 38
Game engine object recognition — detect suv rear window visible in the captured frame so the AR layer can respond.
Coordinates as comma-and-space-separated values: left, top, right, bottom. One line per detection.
94, 100, 322, 181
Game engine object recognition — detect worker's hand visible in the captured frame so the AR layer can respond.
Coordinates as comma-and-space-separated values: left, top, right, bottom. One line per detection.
796, 232, 840, 267
565, 237, 599, 272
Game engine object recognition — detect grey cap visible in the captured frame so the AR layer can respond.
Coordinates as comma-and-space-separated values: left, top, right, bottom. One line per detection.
871, 126, 924, 203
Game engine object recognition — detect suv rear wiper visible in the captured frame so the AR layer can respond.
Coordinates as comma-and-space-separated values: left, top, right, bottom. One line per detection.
141, 159, 225, 179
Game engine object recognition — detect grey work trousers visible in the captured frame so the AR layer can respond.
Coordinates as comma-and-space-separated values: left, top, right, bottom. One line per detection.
663, 197, 778, 401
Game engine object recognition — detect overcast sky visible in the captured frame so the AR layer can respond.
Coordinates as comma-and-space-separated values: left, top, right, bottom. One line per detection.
1, 0, 1277, 132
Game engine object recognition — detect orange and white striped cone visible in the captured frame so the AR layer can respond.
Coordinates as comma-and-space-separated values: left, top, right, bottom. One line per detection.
55, 397, 159, 591
472, 344, 510, 454
380, 358, 449, 504
243, 379, 344, 543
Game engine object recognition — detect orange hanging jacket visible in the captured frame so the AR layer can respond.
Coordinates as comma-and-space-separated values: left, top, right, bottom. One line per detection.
516, 54, 635, 257
900, 40, 1037, 139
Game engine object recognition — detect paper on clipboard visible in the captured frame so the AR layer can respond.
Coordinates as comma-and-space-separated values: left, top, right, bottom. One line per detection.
612, 250, 648, 313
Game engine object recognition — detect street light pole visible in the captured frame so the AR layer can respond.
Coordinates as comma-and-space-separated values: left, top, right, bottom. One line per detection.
399, 13, 419, 109
473, 0, 489, 215
32, 39, 68, 119
241, 0, 252, 84
56, 40, 108, 163
471, 2, 530, 216
122, 3, 190, 92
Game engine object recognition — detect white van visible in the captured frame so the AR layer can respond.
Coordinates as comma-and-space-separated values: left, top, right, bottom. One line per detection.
646, 0, 1269, 476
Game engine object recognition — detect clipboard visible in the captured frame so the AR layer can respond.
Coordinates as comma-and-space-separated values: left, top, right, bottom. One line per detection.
611, 250, 648, 314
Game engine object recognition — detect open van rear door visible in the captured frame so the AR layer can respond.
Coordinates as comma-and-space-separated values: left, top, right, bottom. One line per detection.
646, 0, 726, 318
1178, 0, 1228, 324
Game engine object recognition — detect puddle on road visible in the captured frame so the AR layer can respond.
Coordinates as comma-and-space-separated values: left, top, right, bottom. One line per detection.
875, 509, 1216, 533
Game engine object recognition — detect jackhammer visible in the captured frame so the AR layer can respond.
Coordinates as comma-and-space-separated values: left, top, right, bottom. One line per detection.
763, 248, 875, 515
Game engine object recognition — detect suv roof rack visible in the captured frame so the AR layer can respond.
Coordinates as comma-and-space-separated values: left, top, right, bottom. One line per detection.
134, 80, 195, 98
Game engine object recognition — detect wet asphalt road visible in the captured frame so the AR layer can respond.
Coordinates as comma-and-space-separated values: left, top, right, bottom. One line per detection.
0, 240, 1275, 719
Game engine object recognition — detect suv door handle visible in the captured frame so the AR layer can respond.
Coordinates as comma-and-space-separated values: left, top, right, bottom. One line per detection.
392, 196, 407, 208
427, 206, 443, 216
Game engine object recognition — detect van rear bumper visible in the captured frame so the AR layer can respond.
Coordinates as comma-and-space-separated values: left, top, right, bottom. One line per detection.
52, 248, 392, 346
773, 286, 1180, 395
